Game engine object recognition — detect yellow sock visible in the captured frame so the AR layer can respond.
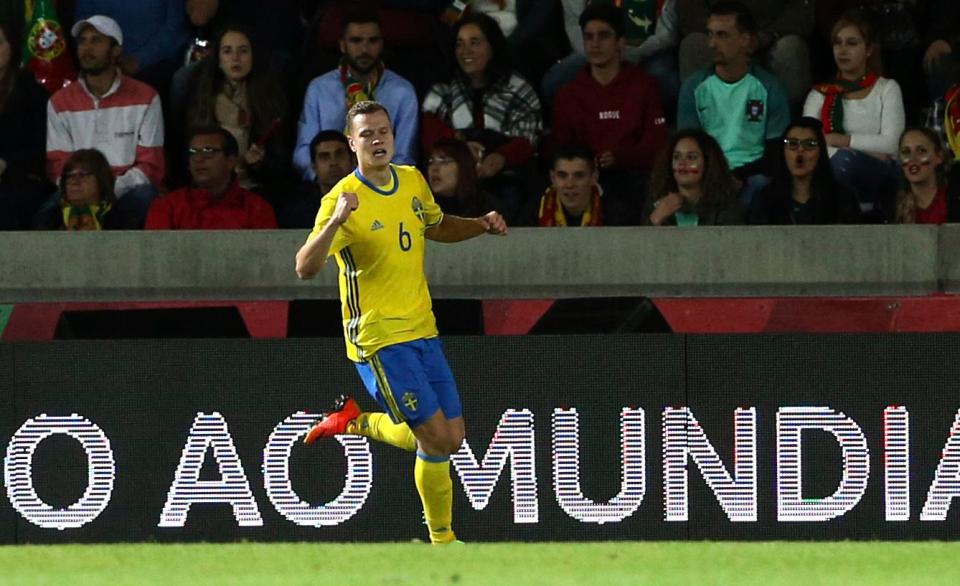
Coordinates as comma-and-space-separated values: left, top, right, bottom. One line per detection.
346, 412, 417, 452
414, 452, 456, 544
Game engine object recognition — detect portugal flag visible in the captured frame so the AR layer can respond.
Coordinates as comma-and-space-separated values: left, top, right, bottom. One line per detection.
21, 0, 76, 92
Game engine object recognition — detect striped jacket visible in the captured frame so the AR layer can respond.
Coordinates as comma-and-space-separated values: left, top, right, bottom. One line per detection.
47, 72, 165, 197
421, 72, 542, 167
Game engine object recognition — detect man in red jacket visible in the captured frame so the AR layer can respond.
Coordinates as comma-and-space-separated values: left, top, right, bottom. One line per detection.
145, 126, 276, 229
551, 3, 666, 225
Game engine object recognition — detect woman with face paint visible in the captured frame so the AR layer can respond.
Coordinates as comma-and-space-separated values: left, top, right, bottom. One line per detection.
749, 117, 862, 225
643, 129, 743, 226
895, 127, 960, 224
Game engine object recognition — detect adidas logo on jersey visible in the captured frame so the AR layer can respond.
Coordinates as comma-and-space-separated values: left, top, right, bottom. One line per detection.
370, 220, 385, 231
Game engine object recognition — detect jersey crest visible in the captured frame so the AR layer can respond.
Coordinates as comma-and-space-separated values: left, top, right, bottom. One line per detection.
411, 196, 426, 223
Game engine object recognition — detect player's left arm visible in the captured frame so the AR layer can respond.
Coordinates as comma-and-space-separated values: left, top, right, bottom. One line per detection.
425, 212, 507, 243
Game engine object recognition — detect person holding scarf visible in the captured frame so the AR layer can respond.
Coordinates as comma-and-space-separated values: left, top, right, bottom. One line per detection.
34, 149, 136, 230
537, 145, 603, 227
803, 9, 904, 223
294, 9, 418, 181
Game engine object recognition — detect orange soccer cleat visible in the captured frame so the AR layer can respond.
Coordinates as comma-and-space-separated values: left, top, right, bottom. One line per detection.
304, 395, 361, 445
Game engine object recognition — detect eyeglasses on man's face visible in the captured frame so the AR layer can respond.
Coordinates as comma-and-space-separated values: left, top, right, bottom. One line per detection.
187, 146, 226, 158
784, 138, 819, 151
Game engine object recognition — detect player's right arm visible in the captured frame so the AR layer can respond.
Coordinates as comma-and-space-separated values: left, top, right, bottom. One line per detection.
295, 192, 358, 279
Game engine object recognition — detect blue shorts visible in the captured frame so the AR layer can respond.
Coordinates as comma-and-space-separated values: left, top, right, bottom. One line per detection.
354, 338, 462, 428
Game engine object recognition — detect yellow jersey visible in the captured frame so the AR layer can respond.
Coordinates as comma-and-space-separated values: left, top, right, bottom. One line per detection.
308, 164, 444, 361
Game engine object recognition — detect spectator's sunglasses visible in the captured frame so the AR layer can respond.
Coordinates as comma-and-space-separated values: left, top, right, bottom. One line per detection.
783, 138, 819, 151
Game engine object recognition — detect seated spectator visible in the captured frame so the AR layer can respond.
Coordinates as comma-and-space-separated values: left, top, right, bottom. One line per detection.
35, 149, 137, 230
185, 24, 288, 199
426, 137, 499, 218
551, 3, 666, 225
422, 12, 542, 223
815, 1, 926, 123
443, 0, 560, 88
0, 19, 53, 230
294, 9, 418, 180
537, 145, 603, 227
895, 127, 959, 224
145, 126, 276, 229
277, 130, 355, 229
73, 0, 190, 92
543, 0, 679, 112
677, 0, 813, 106
750, 117, 862, 225
803, 9, 904, 223
303, 0, 451, 99
47, 15, 164, 228
677, 2, 789, 204
643, 129, 743, 226
921, 0, 960, 101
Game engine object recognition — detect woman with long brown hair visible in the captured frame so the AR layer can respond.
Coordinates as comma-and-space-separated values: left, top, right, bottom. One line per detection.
750, 117, 862, 225
185, 23, 288, 197
644, 129, 743, 226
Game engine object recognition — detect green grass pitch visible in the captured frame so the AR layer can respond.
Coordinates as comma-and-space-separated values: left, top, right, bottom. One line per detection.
1, 542, 959, 585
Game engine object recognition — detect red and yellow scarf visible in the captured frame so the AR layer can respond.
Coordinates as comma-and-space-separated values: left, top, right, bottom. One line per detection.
340, 58, 383, 111
946, 82, 960, 160
814, 72, 879, 134
537, 186, 603, 227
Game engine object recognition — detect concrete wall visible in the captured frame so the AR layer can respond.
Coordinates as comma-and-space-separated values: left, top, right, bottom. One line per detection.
0, 226, 951, 302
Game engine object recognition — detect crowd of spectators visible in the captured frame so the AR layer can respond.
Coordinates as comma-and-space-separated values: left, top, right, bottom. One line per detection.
1, 0, 959, 232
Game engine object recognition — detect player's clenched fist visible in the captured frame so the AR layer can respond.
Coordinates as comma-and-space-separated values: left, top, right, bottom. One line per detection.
332, 192, 359, 226
479, 211, 507, 235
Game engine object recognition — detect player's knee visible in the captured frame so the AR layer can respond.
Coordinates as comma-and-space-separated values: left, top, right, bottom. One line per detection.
422, 434, 462, 456
444, 434, 464, 456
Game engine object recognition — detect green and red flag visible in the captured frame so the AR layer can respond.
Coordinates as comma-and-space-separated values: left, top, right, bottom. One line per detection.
21, 0, 76, 92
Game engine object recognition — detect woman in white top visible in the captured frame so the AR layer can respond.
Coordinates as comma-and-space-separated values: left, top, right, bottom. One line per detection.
802, 9, 905, 223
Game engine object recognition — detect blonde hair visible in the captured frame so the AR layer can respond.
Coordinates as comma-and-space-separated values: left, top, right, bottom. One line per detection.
895, 127, 947, 224
831, 9, 884, 76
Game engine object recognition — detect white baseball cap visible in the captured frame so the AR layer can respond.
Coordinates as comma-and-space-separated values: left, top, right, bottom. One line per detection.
71, 15, 123, 46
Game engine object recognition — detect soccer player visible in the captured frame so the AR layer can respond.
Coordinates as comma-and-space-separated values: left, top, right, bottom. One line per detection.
295, 100, 507, 545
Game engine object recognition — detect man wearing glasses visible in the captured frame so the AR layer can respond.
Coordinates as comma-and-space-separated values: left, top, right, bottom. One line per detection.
144, 126, 276, 229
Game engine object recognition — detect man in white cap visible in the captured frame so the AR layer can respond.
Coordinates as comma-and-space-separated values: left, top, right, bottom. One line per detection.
45, 15, 165, 226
